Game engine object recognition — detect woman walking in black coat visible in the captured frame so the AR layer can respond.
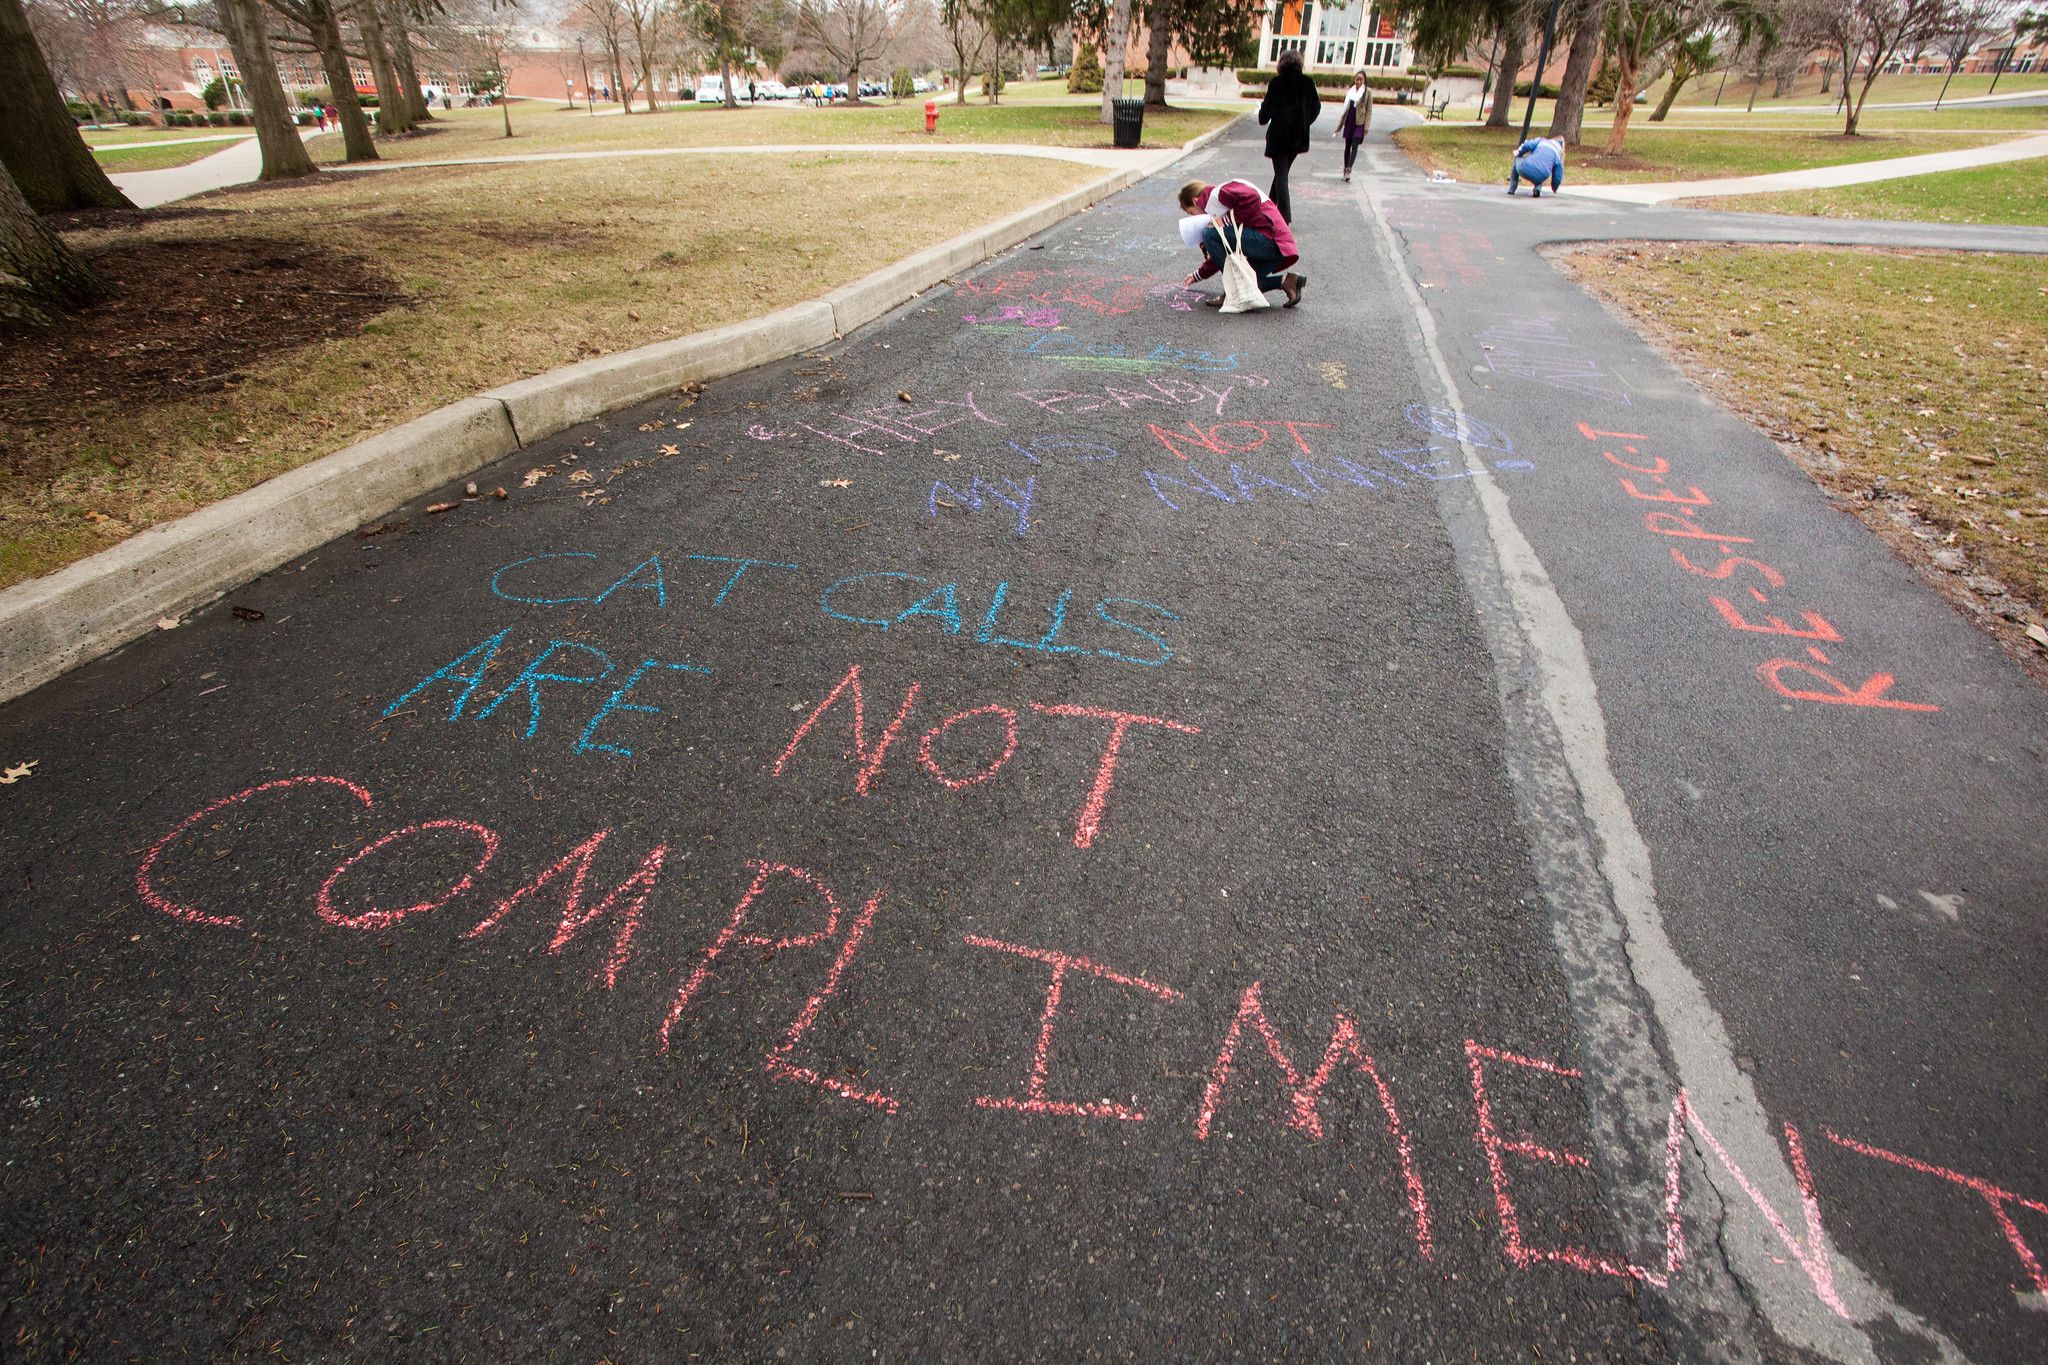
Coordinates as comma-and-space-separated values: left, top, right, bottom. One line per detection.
1258, 50, 1321, 223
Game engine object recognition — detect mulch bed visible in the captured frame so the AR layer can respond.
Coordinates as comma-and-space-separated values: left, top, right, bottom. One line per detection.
0, 235, 404, 477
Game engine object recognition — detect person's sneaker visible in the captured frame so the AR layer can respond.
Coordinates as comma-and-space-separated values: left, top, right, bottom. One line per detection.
1532, 187, 1542, 198
1281, 273, 1306, 308
1506, 186, 1517, 195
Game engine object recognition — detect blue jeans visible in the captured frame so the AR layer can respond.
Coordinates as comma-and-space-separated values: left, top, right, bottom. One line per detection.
1200, 224, 1285, 294
1512, 157, 1563, 192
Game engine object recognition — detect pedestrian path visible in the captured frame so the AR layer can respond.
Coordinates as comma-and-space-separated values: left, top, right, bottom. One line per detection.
108, 127, 326, 208
1562, 129, 2048, 203
91, 132, 256, 150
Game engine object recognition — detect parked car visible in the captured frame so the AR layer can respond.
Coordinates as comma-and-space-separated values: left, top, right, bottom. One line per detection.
696, 76, 726, 103
755, 80, 791, 100
913, 78, 933, 93
860, 80, 886, 97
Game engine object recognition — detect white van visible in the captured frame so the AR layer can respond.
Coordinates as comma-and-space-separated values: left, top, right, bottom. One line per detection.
696, 75, 726, 103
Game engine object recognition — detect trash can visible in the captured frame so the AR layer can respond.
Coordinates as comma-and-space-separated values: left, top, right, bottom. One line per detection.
1111, 97, 1145, 149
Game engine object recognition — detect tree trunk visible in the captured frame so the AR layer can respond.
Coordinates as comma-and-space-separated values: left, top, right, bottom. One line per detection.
1486, 19, 1525, 128
298, 0, 379, 160
0, 157, 105, 327
385, 0, 431, 121
1143, 3, 1170, 107
985, 40, 999, 105
356, 0, 413, 134
216, 0, 316, 181
1602, 48, 1639, 153
1548, 0, 1605, 142
1650, 64, 1688, 120
0, 0, 133, 212
722, 55, 737, 109
500, 67, 514, 134
1099, 0, 1132, 123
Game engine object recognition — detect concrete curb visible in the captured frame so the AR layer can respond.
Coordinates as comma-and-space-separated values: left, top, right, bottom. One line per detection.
0, 117, 1239, 704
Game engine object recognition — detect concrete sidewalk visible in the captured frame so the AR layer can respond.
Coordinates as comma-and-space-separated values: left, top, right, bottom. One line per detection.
108, 127, 326, 208
1563, 129, 2048, 204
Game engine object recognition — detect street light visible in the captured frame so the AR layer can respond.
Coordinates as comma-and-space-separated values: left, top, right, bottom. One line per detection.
1515, 0, 1566, 151
1987, 38, 2018, 96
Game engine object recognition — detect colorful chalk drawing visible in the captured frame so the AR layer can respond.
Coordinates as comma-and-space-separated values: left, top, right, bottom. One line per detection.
1573, 421, 1939, 714
1380, 197, 1495, 289
133, 788, 2048, 1318
1476, 318, 1634, 406
1003, 330, 1244, 374
955, 268, 1203, 317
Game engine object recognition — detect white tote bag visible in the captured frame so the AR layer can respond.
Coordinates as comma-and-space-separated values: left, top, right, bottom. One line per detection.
1217, 212, 1271, 315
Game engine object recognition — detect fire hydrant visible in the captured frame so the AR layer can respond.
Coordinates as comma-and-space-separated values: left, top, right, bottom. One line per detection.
924, 97, 939, 134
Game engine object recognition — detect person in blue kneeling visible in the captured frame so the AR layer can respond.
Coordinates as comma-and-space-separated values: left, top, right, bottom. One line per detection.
1509, 135, 1566, 197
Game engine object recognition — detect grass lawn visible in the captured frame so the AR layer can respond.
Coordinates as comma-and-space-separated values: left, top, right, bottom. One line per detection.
91, 138, 254, 172
1394, 122, 2011, 182
0, 152, 1096, 589
1557, 244, 2048, 633
1690, 157, 2048, 226
310, 99, 1234, 164
1653, 70, 2048, 110
1440, 97, 2045, 133
80, 127, 249, 145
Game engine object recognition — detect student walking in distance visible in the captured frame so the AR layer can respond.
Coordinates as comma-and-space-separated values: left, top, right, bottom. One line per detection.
1334, 70, 1370, 182
1509, 134, 1567, 196
1177, 179, 1307, 308
1258, 50, 1321, 222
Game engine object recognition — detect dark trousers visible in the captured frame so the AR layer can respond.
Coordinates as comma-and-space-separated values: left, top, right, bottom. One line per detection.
1198, 224, 1285, 294
1267, 153, 1296, 222
1342, 139, 1361, 172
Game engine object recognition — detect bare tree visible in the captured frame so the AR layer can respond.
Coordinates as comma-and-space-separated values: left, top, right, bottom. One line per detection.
1933, 0, 2010, 105
0, 153, 105, 325
619, 0, 668, 110
566, 0, 638, 107
1551, 0, 1612, 140
212, 0, 317, 178
0, 0, 132, 209
796, 0, 900, 102
268, 0, 379, 159
1821, 0, 1954, 133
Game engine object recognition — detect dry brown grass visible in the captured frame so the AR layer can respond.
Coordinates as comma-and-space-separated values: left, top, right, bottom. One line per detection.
2, 152, 1095, 588
1556, 242, 2048, 666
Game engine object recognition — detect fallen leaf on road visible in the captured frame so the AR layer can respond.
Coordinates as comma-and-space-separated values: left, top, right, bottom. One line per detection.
897, 392, 912, 402
494, 487, 508, 499
568, 470, 595, 484
934, 449, 961, 461
156, 616, 180, 630
0, 760, 36, 785
426, 501, 458, 514
521, 468, 551, 487
231, 606, 265, 621
660, 444, 680, 456
820, 478, 852, 488
464, 481, 478, 496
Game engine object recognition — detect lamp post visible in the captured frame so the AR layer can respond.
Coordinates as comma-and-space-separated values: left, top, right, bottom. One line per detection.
1987, 38, 2017, 96
1516, 0, 1566, 148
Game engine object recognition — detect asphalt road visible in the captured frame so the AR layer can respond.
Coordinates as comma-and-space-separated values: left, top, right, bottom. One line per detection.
3, 119, 2045, 1362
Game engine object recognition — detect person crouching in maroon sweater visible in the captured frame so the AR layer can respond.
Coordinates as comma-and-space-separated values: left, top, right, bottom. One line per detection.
1177, 178, 1307, 308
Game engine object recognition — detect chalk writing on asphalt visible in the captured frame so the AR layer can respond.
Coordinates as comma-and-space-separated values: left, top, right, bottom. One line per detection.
954, 267, 1202, 317
1477, 318, 1634, 406
134, 783, 2048, 1315
1575, 421, 1939, 714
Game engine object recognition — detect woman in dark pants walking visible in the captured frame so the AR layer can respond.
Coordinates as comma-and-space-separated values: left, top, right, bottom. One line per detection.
1334, 70, 1370, 182
1258, 50, 1320, 222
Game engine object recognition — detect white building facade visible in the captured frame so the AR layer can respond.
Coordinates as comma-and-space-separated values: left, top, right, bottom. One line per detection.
1256, 2, 1407, 73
